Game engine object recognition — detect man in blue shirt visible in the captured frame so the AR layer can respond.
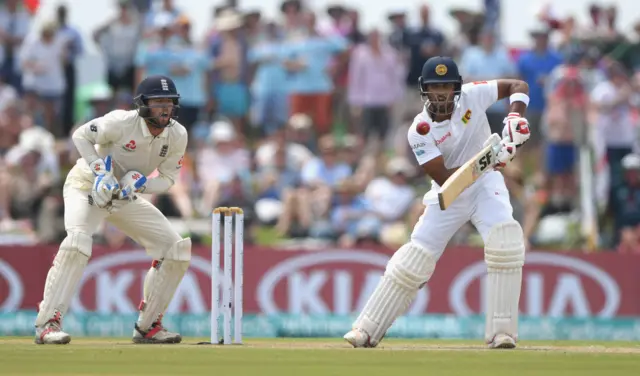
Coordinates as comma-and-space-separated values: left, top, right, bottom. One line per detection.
282, 22, 347, 134
517, 23, 563, 149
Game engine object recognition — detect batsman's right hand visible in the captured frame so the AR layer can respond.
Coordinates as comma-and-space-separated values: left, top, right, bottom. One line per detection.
90, 155, 119, 208
494, 140, 517, 170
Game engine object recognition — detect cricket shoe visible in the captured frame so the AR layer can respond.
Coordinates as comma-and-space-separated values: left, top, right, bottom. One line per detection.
343, 328, 376, 348
133, 319, 182, 344
35, 318, 71, 345
487, 333, 516, 349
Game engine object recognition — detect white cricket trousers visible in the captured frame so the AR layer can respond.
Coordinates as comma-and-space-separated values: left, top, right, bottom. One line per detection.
63, 183, 182, 258
411, 171, 515, 259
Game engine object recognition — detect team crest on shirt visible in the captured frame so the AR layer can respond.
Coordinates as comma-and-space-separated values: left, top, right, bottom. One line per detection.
159, 145, 169, 157
177, 155, 184, 169
122, 140, 136, 152
435, 64, 447, 76
461, 109, 472, 124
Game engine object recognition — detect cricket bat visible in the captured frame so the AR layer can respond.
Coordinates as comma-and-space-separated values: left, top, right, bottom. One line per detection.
438, 133, 503, 210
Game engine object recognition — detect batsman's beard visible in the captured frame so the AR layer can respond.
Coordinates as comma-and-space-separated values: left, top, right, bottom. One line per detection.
423, 91, 459, 117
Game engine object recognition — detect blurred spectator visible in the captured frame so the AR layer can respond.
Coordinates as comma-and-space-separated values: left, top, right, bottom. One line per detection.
56, 4, 83, 135
347, 29, 403, 147
556, 16, 583, 61
591, 63, 637, 209
255, 114, 313, 171
170, 15, 210, 131
131, 0, 152, 14
248, 21, 289, 136
448, 6, 483, 61
323, 5, 354, 135
345, 9, 365, 45
613, 154, 640, 252
407, 5, 445, 92
0, 0, 30, 91
542, 63, 586, 208
319, 4, 351, 37
244, 10, 263, 47
300, 135, 352, 224
255, 145, 310, 235
282, 12, 347, 135
144, 0, 182, 36
84, 84, 114, 121
210, 9, 249, 134
608, 21, 640, 73
324, 179, 371, 246
196, 120, 251, 216
460, 28, 517, 134
0, 75, 17, 113
280, 0, 304, 37
0, 100, 29, 158
0, 124, 58, 239
361, 157, 416, 244
19, 21, 68, 137
387, 8, 409, 54
340, 134, 376, 190
386, 8, 411, 130
483, 0, 501, 39
598, 5, 626, 56
94, 0, 142, 95
135, 12, 176, 84
517, 22, 563, 153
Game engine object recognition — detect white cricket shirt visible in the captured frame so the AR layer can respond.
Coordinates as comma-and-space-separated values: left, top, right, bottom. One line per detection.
407, 80, 499, 200
67, 110, 188, 192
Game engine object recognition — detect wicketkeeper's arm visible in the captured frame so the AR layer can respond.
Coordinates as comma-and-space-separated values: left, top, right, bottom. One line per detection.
72, 116, 123, 165
142, 137, 188, 194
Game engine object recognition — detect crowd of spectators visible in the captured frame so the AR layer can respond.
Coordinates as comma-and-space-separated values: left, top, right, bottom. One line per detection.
1, 0, 640, 253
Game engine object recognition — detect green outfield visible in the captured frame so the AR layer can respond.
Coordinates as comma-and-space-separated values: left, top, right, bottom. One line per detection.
1, 337, 639, 375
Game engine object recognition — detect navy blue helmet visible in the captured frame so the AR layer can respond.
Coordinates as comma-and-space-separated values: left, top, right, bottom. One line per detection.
134, 75, 180, 128
418, 56, 462, 116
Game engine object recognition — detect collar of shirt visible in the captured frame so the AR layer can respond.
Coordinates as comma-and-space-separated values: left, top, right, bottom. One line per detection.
139, 117, 169, 138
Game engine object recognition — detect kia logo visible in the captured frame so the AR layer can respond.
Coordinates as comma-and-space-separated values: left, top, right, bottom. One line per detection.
70, 250, 215, 313
0, 259, 24, 312
257, 250, 429, 315
450, 252, 621, 318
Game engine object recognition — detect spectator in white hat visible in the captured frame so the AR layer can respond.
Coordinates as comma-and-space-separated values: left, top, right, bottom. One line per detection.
196, 120, 250, 215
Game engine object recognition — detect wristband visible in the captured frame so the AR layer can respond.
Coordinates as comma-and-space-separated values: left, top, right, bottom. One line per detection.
509, 93, 530, 106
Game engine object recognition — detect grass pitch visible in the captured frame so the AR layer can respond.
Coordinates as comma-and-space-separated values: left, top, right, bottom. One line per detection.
1, 337, 639, 375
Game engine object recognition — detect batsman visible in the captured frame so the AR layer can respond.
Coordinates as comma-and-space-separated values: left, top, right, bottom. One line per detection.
344, 56, 531, 349
35, 75, 190, 345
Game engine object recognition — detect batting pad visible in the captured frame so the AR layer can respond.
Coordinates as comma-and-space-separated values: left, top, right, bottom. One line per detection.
355, 242, 436, 346
137, 238, 191, 331
484, 221, 525, 343
35, 232, 92, 327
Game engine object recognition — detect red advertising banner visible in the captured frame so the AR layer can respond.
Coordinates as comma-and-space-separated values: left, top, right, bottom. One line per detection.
1, 245, 639, 317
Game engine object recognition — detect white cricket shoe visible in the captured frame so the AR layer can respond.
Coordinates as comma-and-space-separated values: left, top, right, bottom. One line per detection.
133, 319, 182, 344
35, 319, 71, 345
488, 333, 516, 349
343, 328, 375, 348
